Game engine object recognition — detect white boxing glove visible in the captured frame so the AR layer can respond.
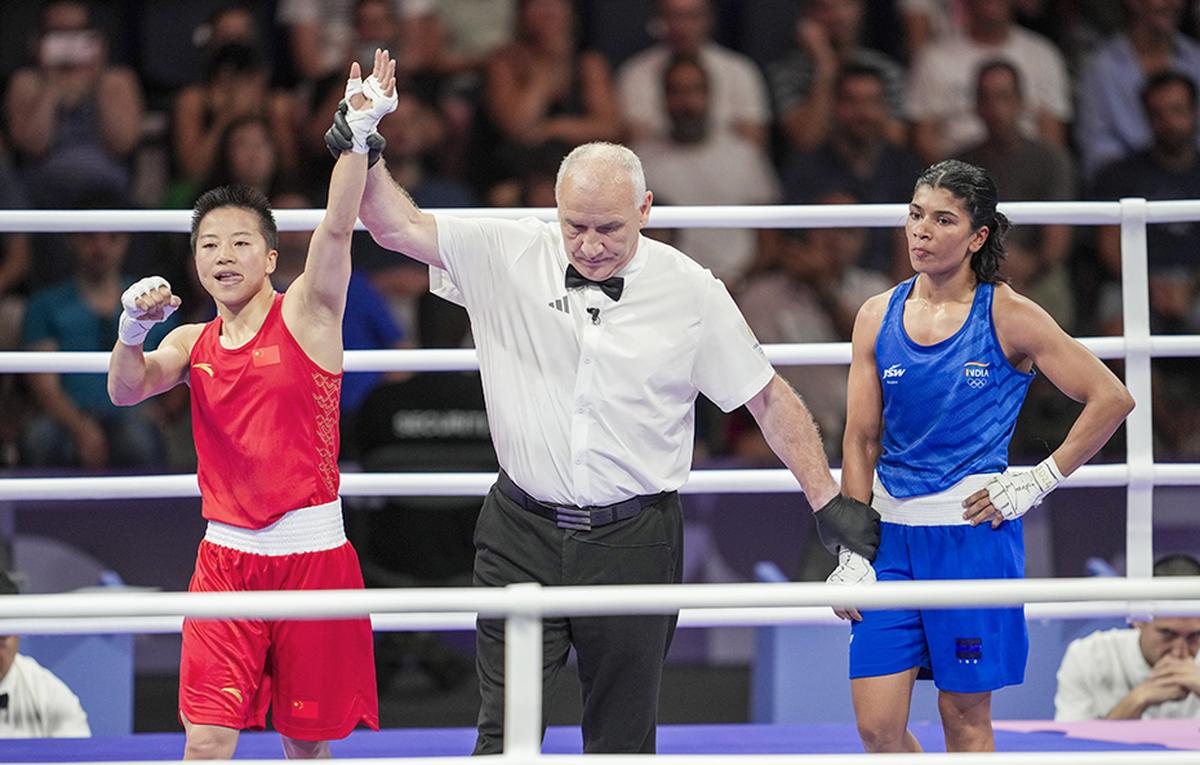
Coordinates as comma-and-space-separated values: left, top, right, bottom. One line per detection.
118, 276, 178, 346
984, 456, 1064, 521
343, 73, 397, 153
827, 547, 877, 586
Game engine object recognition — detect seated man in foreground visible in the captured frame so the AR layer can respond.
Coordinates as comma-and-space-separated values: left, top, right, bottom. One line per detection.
1055, 554, 1200, 720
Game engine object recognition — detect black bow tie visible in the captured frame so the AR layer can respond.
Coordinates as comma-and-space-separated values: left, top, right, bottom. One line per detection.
565, 264, 624, 302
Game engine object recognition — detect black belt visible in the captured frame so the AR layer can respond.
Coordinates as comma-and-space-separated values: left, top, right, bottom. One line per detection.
496, 471, 670, 531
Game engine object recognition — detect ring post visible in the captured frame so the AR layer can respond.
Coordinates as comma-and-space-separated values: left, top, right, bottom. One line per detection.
1119, 197, 1154, 582
504, 582, 544, 759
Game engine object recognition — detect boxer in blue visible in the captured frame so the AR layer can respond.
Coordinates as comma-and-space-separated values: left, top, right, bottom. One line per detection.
833, 159, 1135, 752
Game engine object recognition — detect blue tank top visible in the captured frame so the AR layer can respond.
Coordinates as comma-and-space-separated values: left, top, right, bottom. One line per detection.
874, 277, 1034, 498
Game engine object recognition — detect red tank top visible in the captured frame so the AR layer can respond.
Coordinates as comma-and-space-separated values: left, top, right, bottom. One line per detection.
189, 293, 342, 528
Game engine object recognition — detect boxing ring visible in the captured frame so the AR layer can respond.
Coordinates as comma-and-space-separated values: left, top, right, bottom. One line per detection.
0, 201, 1199, 762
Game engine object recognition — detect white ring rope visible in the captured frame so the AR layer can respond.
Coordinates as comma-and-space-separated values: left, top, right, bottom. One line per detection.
0, 198, 1192, 232
4, 600, 1200, 637
0, 577, 1197, 622
0, 201, 1125, 232
0, 335, 1162, 375
0, 464, 1174, 501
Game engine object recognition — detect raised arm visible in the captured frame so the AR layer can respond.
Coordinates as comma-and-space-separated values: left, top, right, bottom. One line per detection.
359, 159, 441, 267
283, 53, 400, 372
172, 86, 228, 182
484, 47, 555, 142
6, 69, 57, 158
287, 55, 393, 324
540, 52, 622, 145
322, 51, 441, 267
96, 66, 144, 157
777, 18, 838, 152
285, 144, 365, 321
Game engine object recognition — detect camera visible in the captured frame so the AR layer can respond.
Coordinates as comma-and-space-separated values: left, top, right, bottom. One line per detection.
39, 30, 102, 68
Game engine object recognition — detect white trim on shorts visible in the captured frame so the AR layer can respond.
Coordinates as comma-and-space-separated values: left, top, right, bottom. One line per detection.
872, 474, 1000, 526
203, 498, 346, 555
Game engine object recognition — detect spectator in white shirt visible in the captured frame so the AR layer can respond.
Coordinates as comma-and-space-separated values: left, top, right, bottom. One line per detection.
0, 571, 90, 738
1055, 554, 1200, 720
907, 0, 1071, 162
615, 0, 770, 147
329, 97, 880, 752
634, 53, 781, 286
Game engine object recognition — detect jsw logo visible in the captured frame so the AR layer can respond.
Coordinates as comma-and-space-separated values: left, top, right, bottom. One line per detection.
882, 364, 906, 380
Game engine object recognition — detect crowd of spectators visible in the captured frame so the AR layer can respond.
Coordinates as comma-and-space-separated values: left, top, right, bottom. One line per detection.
0, 0, 1198, 473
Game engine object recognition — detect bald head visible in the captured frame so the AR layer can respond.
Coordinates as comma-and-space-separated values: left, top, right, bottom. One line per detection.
555, 142, 648, 209
555, 143, 652, 282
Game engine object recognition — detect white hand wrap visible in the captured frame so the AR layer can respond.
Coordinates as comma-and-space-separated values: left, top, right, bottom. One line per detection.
343, 74, 397, 153
984, 456, 1064, 521
826, 547, 876, 586
118, 276, 176, 346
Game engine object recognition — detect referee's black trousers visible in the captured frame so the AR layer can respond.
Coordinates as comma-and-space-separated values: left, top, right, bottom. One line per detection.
471, 483, 684, 755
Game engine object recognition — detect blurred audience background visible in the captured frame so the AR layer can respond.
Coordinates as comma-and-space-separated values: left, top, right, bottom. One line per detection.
0, 0, 1186, 472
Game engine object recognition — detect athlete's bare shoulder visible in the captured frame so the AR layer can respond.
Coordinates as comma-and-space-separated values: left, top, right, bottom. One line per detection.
992, 282, 1058, 332
852, 286, 896, 339
156, 322, 208, 367
169, 322, 207, 352
860, 287, 896, 316
991, 281, 1067, 363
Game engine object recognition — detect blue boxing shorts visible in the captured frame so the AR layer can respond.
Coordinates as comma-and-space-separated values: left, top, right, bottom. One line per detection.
849, 475, 1028, 693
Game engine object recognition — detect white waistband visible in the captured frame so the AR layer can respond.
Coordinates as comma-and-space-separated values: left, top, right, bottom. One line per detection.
872, 474, 999, 526
204, 499, 346, 555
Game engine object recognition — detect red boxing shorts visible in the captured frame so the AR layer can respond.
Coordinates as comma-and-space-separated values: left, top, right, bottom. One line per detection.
179, 535, 379, 741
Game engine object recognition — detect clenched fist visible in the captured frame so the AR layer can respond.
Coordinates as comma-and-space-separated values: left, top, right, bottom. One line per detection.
118, 276, 181, 346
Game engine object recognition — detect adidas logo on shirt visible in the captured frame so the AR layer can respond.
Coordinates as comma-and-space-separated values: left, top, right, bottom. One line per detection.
549, 295, 570, 314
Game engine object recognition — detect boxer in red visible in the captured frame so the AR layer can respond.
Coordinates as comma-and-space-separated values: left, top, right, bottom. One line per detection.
106, 51, 397, 759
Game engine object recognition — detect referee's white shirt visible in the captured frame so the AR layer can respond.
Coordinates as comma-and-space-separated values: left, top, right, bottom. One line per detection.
431, 214, 775, 507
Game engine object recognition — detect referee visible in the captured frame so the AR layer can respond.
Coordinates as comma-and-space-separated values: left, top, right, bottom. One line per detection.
330, 116, 879, 752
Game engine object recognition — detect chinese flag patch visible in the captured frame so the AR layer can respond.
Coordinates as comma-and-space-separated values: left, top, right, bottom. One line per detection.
291, 699, 319, 719
252, 345, 281, 367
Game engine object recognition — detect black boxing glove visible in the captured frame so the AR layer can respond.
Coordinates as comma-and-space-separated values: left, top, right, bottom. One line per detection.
814, 494, 881, 560
324, 100, 386, 167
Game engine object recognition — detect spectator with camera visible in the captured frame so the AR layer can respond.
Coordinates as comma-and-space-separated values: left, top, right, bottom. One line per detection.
4, 0, 144, 209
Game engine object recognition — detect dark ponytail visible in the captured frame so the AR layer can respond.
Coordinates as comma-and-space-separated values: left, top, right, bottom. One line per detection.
914, 159, 1008, 284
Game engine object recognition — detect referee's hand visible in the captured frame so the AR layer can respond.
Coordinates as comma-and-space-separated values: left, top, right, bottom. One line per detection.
813, 494, 880, 560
